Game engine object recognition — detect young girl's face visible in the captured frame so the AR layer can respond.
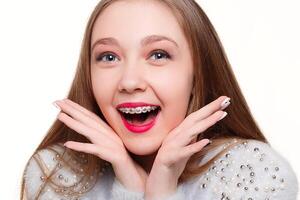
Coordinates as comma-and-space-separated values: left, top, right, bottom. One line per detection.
90, 0, 193, 156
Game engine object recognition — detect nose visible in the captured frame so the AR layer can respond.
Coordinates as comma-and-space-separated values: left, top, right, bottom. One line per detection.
117, 63, 147, 94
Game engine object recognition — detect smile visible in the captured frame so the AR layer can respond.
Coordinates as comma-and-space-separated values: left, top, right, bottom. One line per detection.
118, 106, 161, 134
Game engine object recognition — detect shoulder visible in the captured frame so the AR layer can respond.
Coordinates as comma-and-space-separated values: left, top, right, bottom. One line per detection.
23, 143, 65, 199
23, 143, 99, 199
191, 139, 299, 200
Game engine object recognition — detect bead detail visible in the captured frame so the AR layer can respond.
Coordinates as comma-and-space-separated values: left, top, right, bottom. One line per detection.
194, 139, 287, 199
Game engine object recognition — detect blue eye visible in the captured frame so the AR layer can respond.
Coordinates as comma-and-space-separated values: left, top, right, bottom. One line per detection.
96, 52, 118, 63
95, 50, 171, 63
149, 50, 171, 61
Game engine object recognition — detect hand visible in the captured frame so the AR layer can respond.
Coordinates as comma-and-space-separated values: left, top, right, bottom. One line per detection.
53, 98, 148, 193
145, 96, 231, 200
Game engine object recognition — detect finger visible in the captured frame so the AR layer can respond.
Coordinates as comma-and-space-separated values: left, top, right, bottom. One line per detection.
57, 112, 111, 144
55, 100, 103, 131
171, 96, 230, 138
63, 98, 113, 131
179, 111, 227, 146
191, 96, 230, 122
189, 137, 197, 145
180, 139, 210, 159
64, 141, 112, 162
55, 99, 121, 144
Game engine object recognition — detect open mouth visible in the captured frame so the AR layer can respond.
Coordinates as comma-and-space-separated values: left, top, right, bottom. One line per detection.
118, 107, 161, 126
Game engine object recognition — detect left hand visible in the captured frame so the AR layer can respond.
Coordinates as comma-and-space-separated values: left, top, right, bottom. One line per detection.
53, 98, 148, 193
145, 96, 230, 200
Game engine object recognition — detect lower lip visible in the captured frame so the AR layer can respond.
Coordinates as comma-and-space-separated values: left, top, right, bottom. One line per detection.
119, 110, 160, 134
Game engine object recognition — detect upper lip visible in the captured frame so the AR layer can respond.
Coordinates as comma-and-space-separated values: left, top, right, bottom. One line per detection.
116, 102, 160, 109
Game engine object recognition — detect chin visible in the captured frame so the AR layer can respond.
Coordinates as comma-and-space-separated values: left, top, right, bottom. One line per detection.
124, 138, 162, 156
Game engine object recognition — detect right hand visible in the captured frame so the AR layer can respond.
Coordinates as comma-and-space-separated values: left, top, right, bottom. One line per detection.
54, 98, 148, 193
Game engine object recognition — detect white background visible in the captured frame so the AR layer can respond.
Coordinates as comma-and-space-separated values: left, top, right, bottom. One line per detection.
0, 0, 299, 199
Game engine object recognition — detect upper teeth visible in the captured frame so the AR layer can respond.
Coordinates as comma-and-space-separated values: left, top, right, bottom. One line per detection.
118, 106, 158, 114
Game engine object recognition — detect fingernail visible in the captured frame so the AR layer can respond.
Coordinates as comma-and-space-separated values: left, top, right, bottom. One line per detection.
52, 101, 61, 111
220, 97, 231, 109
205, 139, 212, 146
218, 111, 228, 121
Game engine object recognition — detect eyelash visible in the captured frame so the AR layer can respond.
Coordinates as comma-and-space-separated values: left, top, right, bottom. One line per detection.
95, 50, 172, 63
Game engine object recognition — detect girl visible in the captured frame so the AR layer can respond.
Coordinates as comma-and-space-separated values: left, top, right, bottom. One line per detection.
21, 0, 298, 199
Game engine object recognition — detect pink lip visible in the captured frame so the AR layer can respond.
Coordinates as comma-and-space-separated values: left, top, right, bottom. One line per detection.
119, 109, 160, 134
116, 102, 160, 109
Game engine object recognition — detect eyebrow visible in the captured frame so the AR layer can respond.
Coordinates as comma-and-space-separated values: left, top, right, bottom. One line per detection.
91, 34, 179, 51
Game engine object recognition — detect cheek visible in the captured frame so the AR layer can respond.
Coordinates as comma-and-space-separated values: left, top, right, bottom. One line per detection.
91, 72, 116, 110
91, 73, 118, 129
154, 70, 193, 128
91, 66, 121, 92
155, 69, 192, 104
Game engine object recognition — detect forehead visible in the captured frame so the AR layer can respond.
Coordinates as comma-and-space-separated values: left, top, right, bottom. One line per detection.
91, 0, 186, 48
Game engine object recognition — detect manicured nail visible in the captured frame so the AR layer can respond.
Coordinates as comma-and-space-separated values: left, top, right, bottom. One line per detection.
205, 139, 212, 147
220, 97, 231, 109
52, 101, 61, 111
218, 111, 228, 121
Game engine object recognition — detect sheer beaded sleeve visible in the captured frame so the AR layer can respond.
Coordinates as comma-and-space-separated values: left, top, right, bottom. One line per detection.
191, 139, 299, 200
23, 143, 100, 200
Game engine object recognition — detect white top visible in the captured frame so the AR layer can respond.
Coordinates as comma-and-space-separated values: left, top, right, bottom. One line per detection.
23, 139, 299, 200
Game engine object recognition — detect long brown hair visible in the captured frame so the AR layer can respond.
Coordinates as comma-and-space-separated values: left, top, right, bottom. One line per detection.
20, 0, 268, 199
